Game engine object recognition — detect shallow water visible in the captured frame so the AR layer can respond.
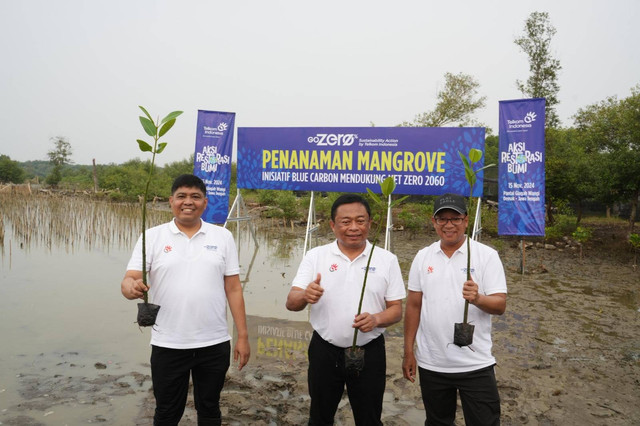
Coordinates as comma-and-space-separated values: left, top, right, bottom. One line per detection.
0, 199, 317, 425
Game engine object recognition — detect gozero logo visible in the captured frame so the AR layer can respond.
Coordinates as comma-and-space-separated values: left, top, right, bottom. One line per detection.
307, 133, 357, 146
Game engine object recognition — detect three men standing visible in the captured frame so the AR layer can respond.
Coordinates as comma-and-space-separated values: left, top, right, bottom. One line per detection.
122, 182, 506, 425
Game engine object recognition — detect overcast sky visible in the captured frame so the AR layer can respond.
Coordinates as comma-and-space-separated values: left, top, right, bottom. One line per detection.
1, 0, 638, 166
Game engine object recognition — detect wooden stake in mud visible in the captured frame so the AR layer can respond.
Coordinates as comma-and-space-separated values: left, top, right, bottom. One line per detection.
521, 237, 526, 275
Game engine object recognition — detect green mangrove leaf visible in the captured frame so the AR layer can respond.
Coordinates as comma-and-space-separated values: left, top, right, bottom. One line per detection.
459, 151, 477, 191
139, 116, 157, 137
476, 163, 496, 174
158, 119, 176, 137
138, 105, 153, 122
160, 111, 184, 125
469, 148, 482, 163
466, 170, 477, 188
390, 195, 409, 208
459, 151, 471, 170
366, 187, 380, 203
156, 142, 168, 154
380, 176, 396, 197
137, 139, 153, 152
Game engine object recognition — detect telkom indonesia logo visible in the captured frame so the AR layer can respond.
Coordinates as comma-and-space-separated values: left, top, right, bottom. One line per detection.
217, 122, 228, 132
524, 111, 537, 123
308, 133, 357, 147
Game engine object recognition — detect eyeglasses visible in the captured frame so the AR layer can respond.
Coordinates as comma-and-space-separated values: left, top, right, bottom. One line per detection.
434, 217, 465, 226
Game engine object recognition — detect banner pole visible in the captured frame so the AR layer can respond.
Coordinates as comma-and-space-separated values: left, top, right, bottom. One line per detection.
384, 194, 392, 251
303, 191, 315, 256
224, 189, 258, 247
472, 197, 482, 241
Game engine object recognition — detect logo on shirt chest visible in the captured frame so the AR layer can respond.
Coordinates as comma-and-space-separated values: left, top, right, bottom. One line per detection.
164, 245, 172, 253
427, 266, 434, 274
204, 245, 218, 252
329, 263, 338, 272
361, 266, 376, 274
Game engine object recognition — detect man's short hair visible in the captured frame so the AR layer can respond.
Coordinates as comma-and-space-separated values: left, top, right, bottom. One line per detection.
331, 194, 371, 221
171, 174, 207, 195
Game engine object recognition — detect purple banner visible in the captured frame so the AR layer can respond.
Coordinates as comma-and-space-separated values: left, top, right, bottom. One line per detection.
193, 110, 234, 224
237, 127, 485, 196
498, 98, 546, 236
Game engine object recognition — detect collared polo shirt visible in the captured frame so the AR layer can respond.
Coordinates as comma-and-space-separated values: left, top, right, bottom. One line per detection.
292, 240, 406, 348
127, 219, 240, 349
408, 237, 507, 373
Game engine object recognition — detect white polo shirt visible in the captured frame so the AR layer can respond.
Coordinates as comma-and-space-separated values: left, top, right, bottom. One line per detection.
408, 237, 507, 373
127, 219, 240, 349
292, 240, 406, 348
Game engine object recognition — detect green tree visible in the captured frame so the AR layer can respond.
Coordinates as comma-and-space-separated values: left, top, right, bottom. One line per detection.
98, 159, 161, 200
0, 155, 26, 183
402, 72, 487, 127
47, 136, 73, 166
163, 154, 195, 180
18, 160, 51, 181
483, 135, 499, 198
574, 85, 640, 231
514, 11, 562, 128
545, 127, 597, 224
46, 136, 73, 186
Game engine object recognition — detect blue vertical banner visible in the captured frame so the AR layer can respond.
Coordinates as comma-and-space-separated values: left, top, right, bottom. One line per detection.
498, 98, 546, 236
193, 110, 234, 224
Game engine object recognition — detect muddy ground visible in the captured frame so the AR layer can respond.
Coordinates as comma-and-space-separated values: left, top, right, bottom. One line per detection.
4, 220, 639, 425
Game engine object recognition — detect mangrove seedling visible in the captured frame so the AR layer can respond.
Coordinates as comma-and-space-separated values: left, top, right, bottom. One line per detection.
454, 148, 494, 347
136, 106, 183, 327
572, 226, 592, 261
629, 233, 640, 271
344, 177, 408, 375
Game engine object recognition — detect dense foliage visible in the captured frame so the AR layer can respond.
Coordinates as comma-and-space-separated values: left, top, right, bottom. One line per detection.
0, 155, 25, 183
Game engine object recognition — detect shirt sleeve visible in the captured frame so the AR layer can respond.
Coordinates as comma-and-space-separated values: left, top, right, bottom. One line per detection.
385, 254, 406, 301
223, 229, 241, 276
291, 248, 318, 290
407, 248, 425, 293
477, 247, 507, 295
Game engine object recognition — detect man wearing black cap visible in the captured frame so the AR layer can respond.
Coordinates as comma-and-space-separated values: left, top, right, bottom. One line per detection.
402, 193, 507, 425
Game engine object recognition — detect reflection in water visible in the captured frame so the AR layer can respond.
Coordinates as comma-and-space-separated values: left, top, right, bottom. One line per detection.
249, 315, 313, 362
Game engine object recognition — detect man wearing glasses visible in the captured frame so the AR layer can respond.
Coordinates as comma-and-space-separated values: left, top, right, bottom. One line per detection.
403, 193, 507, 425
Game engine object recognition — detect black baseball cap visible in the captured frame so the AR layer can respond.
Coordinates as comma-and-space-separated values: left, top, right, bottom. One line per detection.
433, 193, 467, 216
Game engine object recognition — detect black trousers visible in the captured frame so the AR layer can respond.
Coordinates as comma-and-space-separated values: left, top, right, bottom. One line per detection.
418, 365, 500, 426
307, 331, 386, 426
150, 342, 230, 426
